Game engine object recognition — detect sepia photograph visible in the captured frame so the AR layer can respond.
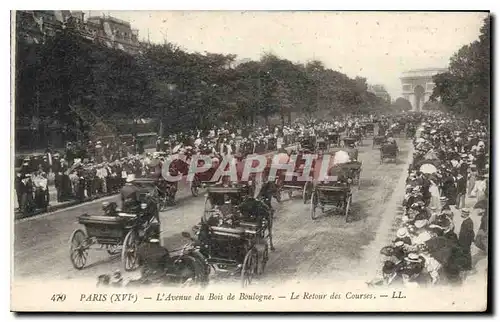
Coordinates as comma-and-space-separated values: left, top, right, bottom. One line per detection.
10, 9, 491, 312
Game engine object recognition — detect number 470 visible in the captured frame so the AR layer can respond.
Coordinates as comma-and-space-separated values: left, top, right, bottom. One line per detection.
51, 294, 66, 302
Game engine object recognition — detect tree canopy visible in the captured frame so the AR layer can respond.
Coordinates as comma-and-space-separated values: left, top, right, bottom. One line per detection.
430, 17, 490, 119
15, 16, 391, 141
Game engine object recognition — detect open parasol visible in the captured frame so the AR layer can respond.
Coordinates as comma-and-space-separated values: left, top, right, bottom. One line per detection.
332, 150, 350, 165
419, 163, 438, 174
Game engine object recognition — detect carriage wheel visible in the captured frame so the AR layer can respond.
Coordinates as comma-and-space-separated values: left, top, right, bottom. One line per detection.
303, 182, 312, 204
191, 177, 200, 197
241, 247, 258, 288
258, 241, 270, 275
69, 229, 88, 270
310, 191, 319, 220
344, 195, 352, 223
122, 230, 139, 271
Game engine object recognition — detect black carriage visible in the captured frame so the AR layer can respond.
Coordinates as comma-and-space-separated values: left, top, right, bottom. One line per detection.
277, 151, 314, 203
299, 136, 316, 152
310, 183, 352, 222
343, 137, 358, 148
372, 135, 387, 148
204, 185, 251, 214
327, 132, 341, 148
363, 123, 375, 136
196, 186, 273, 287
316, 137, 328, 153
380, 143, 399, 163
69, 202, 160, 271
132, 177, 170, 211
339, 161, 362, 188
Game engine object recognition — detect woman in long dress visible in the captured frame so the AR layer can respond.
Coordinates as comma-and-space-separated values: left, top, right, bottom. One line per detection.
428, 176, 441, 211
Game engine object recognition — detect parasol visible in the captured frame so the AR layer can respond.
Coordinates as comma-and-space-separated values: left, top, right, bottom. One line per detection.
419, 163, 437, 174
332, 150, 350, 165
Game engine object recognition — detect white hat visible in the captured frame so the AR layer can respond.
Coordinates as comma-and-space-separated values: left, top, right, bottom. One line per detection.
126, 174, 135, 183
396, 228, 409, 238
414, 219, 429, 229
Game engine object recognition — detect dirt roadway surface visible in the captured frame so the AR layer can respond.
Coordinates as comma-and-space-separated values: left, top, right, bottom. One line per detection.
14, 138, 411, 285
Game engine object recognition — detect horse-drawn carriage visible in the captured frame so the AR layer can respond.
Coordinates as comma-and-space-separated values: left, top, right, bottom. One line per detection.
132, 177, 170, 211
343, 137, 358, 148
316, 137, 328, 153
277, 150, 314, 203
309, 159, 361, 222
299, 135, 317, 152
362, 123, 375, 136
372, 135, 387, 148
69, 189, 160, 271
195, 185, 273, 287
380, 142, 399, 163
327, 132, 341, 148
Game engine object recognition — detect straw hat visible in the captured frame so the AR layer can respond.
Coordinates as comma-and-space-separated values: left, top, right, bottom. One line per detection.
396, 227, 409, 238
414, 219, 429, 229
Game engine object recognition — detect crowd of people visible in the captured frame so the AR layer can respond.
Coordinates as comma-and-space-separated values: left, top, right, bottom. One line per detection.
14, 115, 378, 216
372, 113, 489, 287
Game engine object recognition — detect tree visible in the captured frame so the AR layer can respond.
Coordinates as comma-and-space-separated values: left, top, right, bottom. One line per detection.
431, 17, 490, 119
391, 97, 412, 112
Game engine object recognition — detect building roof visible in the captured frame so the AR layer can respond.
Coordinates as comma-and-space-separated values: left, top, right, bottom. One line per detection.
401, 68, 448, 79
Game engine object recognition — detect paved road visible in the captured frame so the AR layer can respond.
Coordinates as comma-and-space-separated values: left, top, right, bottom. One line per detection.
14, 138, 412, 285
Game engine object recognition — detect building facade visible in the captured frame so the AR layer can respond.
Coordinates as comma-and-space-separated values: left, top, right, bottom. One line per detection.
400, 68, 448, 111
15, 11, 141, 54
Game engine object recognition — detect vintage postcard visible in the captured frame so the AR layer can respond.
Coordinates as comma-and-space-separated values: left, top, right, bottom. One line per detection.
11, 10, 490, 312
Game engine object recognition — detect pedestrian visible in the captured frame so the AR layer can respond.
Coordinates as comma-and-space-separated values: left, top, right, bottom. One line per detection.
458, 208, 474, 272
455, 171, 467, 209
474, 208, 488, 253
467, 164, 478, 197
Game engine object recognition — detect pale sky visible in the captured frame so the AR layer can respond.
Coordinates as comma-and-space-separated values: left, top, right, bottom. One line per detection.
89, 11, 487, 99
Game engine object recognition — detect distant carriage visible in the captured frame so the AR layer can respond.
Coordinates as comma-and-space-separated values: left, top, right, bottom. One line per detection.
363, 123, 375, 136
310, 161, 355, 223
380, 143, 399, 164
372, 135, 387, 148
277, 151, 314, 203
327, 133, 341, 148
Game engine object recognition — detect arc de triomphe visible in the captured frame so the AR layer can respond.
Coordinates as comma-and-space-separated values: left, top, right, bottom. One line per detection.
400, 68, 448, 111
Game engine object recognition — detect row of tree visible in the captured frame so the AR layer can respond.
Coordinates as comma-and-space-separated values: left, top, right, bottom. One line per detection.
15, 22, 391, 141
430, 17, 490, 119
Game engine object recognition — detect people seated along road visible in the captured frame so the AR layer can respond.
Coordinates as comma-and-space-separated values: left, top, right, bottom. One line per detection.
120, 174, 140, 213
401, 252, 431, 287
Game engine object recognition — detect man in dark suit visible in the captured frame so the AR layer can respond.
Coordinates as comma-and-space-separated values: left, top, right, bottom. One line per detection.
458, 208, 475, 271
